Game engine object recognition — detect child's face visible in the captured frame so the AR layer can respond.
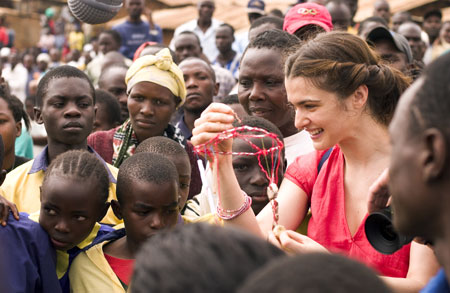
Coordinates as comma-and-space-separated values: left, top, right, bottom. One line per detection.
39, 175, 106, 251
35, 77, 95, 146
117, 179, 179, 250
168, 154, 191, 210
93, 103, 116, 132
0, 98, 21, 159
232, 136, 284, 215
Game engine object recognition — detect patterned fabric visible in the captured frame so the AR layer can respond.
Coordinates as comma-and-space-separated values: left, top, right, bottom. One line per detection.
112, 119, 186, 167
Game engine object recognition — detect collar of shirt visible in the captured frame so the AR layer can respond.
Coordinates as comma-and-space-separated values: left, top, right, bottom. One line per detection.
176, 114, 192, 140
28, 145, 117, 184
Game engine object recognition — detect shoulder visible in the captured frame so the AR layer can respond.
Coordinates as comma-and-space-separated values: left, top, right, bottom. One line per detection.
112, 21, 127, 30
175, 19, 196, 32
211, 18, 223, 28
285, 147, 341, 195
0, 212, 51, 254
88, 128, 117, 162
105, 162, 119, 177
88, 128, 117, 144
3, 160, 35, 190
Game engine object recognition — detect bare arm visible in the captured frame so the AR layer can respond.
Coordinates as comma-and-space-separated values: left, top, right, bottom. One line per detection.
257, 178, 309, 236
381, 241, 439, 292
192, 103, 310, 238
191, 103, 262, 236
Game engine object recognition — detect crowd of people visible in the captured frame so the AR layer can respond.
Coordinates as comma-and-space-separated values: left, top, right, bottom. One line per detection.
0, 0, 449, 292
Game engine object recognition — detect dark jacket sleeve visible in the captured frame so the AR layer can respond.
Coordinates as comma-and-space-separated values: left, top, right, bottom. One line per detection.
185, 141, 202, 200
0, 212, 62, 293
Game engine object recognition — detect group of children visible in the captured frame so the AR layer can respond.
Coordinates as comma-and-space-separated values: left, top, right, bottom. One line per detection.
0, 57, 286, 291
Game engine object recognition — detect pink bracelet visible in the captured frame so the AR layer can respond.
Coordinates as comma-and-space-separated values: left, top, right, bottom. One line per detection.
216, 192, 252, 220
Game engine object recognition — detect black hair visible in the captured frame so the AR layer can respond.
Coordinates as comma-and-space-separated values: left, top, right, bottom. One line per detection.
409, 52, 450, 141
243, 29, 300, 60
43, 150, 110, 204
101, 29, 122, 46
95, 89, 121, 127
268, 8, 283, 18
222, 94, 239, 105
131, 223, 284, 293
98, 65, 128, 89
358, 16, 389, 35
250, 16, 284, 31
116, 153, 178, 204
233, 116, 284, 143
424, 9, 442, 20
179, 57, 216, 82
285, 31, 410, 126
219, 23, 235, 35
0, 84, 31, 131
237, 253, 391, 293
36, 65, 96, 107
178, 31, 202, 47
233, 116, 285, 158
135, 136, 189, 161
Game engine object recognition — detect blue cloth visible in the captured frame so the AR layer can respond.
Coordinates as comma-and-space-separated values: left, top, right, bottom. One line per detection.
28, 145, 117, 184
113, 21, 162, 59
421, 269, 450, 293
0, 212, 62, 293
15, 126, 34, 159
175, 115, 192, 140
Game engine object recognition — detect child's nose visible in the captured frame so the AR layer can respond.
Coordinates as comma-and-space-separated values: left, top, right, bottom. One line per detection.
149, 213, 164, 230
54, 220, 70, 233
250, 169, 268, 186
64, 104, 81, 117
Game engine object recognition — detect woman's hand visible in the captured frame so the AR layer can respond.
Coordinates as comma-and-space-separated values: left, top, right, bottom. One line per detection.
368, 168, 390, 213
269, 229, 329, 254
191, 103, 236, 160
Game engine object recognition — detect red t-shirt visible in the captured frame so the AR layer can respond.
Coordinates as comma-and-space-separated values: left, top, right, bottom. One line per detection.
285, 146, 410, 277
104, 253, 135, 286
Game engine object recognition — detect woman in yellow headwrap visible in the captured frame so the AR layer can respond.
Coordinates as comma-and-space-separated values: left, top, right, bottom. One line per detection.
88, 48, 201, 200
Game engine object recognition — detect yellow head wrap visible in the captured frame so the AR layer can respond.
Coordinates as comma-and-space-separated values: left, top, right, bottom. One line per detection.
125, 48, 186, 107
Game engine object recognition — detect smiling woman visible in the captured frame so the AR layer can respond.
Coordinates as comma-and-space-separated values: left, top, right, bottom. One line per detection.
191, 31, 439, 292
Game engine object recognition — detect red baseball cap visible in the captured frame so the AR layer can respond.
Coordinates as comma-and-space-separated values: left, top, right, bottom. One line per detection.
283, 3, 333, 34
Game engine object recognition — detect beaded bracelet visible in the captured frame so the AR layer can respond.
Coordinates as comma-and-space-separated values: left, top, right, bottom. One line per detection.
216, 191, 252, 220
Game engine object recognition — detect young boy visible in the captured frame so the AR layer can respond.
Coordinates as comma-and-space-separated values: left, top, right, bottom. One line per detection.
0, 150, 114, 292
93, 89, 121, 133
0, 65, 120, 225
184, 115, 285, 218
134, 136, 191, 212
69, 152, 180, 291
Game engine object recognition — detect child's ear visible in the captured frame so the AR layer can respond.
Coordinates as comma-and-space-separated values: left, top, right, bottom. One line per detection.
34, 107, 43, 124
15, 121, 22, 138
110, 200, 123, 220
97, 202, 110, 222
214, 82, 220, 97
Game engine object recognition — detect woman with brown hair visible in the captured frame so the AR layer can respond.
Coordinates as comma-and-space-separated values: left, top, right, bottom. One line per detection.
191, 31, 438, 291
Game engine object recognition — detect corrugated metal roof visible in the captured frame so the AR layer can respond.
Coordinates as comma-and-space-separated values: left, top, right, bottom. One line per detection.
355, 0, 449, 21
153, 0, 295, 31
